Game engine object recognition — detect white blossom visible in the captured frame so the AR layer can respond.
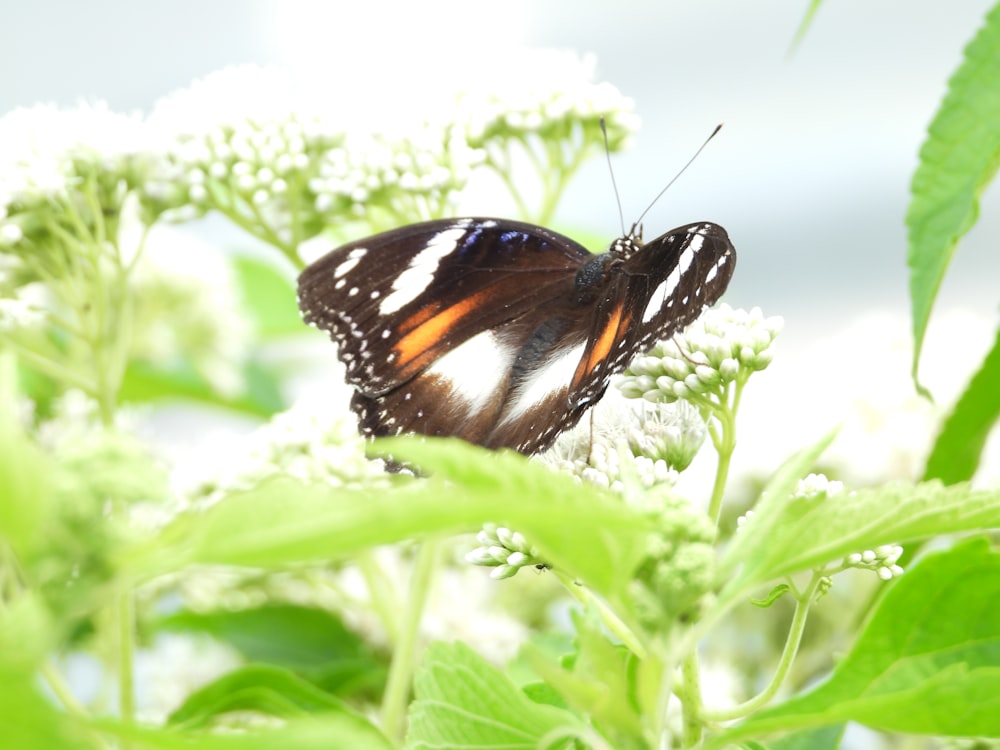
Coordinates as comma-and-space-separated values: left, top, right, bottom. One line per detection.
620, 305, 783, 403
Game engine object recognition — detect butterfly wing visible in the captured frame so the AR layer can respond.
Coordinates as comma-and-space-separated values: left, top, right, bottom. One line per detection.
298, 218, 594, 445
299, 218, 736, 456
568, 221, 736, 402
485, 222, 735, 453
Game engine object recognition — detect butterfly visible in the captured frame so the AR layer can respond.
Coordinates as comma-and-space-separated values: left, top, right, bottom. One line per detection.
297, 216, 736, 455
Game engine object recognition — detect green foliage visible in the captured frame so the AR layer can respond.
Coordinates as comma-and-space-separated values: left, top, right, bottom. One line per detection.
924, 324, 1000, 483
2, 11, 1000, 750
907, 2, 1000, 390
166, 664, 362, 728
712, 540, 1000, 746
157, 604, 386, 695
405, 642, 584, 750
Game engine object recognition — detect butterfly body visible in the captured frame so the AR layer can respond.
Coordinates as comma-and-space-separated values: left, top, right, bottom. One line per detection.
298, 217, 735, 454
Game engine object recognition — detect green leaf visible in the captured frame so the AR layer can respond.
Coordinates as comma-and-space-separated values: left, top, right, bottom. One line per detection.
789, 0, 824, 51
158, 605, 384, 695
717, 430, 836, 586
720, 480, 1000, 599
120, 358, 285, 417
523, 611, 642, 740
0, 353, 51, 556
140, 438, 653, 604
711, 539, 1000, 745
924, 322, 1000, 483
750, 584, 791, 608
167, 664, 354, 728
906, 3, 1000, 390
405, 641, 584, 750
0, 598, 90, 750
231, 255, 304, 339
765, 724, 844, 750
98, 715, 393, 750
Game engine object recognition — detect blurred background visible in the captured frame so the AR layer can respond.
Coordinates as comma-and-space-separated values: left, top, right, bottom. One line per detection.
5, 5, 999, 743
4, 0, 999, 481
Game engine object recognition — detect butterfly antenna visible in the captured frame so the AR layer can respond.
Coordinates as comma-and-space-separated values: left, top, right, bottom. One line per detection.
633, 123, 724, 229
600, 117, 627, 237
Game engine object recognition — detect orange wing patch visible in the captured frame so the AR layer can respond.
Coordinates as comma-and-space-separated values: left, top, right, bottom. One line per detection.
394, 292, 487, 374
571, 303, 630, 389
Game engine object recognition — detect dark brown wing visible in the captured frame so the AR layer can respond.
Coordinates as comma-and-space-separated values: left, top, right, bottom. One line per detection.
298, 218, 590, 395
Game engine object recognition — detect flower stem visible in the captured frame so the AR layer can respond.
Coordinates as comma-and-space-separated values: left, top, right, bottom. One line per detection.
380, 538, 443, 743
552, 569, 647, 658
701, 572, 820, 722
678, 649, 704, 748
114, 586, 136, 736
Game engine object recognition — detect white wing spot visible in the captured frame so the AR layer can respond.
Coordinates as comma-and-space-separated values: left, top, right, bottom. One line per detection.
677, 245, 696, 276
349, 287, 359, 296
425, 330, 513, 415
643, 265, 682, 323
379, 227, 467, 315
334, 256, 362, 278
335, 278, 346, 290
500, 342, 586, 427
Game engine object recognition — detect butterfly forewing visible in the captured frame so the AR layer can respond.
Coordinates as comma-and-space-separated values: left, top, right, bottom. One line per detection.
298, 218, 590, 395
298, 217, 736, 455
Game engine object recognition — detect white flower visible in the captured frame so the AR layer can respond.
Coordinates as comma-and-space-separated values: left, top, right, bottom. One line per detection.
0, 102, 148, 206
175, 391, 385, 505
620, 305, 783, 404
845, 544, 904, 580
540, 393, 682, 498
467, 523, 544, 579
146, 64, 346, 231
456, 50, 640, 147
794, 472, 844, 500
0, 282, 47, 330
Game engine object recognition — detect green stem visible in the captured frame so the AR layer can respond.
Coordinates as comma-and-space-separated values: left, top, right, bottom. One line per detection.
356, 551, 402, 645
678, 650, 703, 748
706, 378, 747, 526
701, 572, 820, 722
706, 408, 734, 526
552, 569, 647, 659
380, 539, 443, 743
115, 587, 136, 733
0, 335, 97, 394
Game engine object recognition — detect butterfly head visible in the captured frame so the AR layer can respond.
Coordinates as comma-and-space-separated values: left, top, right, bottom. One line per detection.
610, 223, 644, 259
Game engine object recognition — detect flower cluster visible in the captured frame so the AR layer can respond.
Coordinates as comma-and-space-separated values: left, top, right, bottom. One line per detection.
144, 65, 346, 242
628, 493, 718, 631
177, 392, 386, 506
845, 546, 904, 581
466, 524, 545, 580
619, 305, 783, 407
541, 400, 687, 497
455, 50, 640, 224
145, 65, 486, 256
792, 473, 904, 581
0, 102, 149, 268
459, 50, 639, 152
